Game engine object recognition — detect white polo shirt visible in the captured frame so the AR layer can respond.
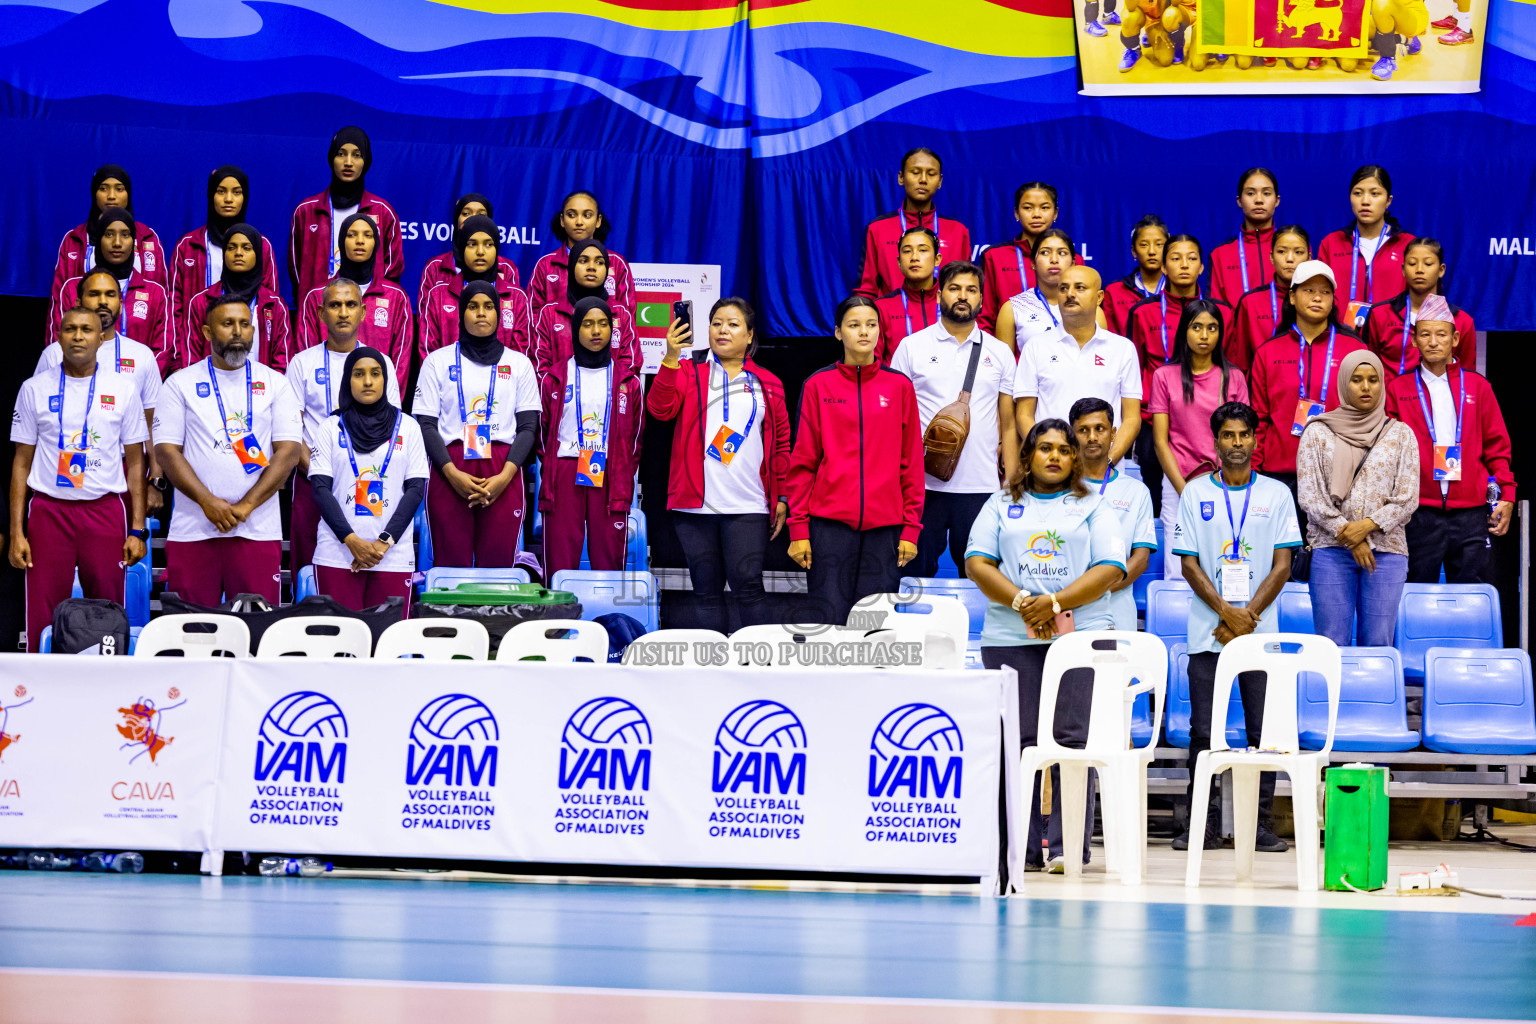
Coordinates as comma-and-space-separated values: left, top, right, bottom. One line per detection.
890, 321, 1016, 494
36, 333, 160, 412
1014, 325, 1141, 426
414, 343, 540, 447
285, 342, 402, 448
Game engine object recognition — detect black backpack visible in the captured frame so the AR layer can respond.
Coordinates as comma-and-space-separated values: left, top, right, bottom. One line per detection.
50, 598, 130, 655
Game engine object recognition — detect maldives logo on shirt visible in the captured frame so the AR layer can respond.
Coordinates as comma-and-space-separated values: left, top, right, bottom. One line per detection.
1220, 539, 1253, 564
1025, 530, 1064, 561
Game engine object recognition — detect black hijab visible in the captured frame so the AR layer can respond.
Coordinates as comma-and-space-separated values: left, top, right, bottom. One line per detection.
205, 165, 249, 249
327, 125, 371, 207
89, 207, 136, 286
453, 192, 493, 223
454, 215, 499, 285
337, 346, 398, 453
219, 223, 264, 305
566, 239, 610, 305
336, 212, 377, 286
457, 279, 503, 366
570, 296, 614, 369
87, 164, 132, 235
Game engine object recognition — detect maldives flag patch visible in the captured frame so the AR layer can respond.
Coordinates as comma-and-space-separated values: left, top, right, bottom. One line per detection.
252, 381, 266, 394
100, 395, 115, 409
635, 290, 682, 340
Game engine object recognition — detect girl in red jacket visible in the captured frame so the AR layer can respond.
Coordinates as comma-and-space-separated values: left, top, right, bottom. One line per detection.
786, 296, 925, 625
1209, 167, 1279, 306
181, 224, 292, 371
296, 212, 414, 386
51, 164, 166, 301
1102, 214, 1168, 336
646, 298, 789, 633
979, 181, 1076, 331
1363, 238, 1477, 383
1228, 224, 1310, 373
288, 126, 404, 303
417, 193, 521, 312
854, 148, 971, 300
533, 240, 638, 379
49, 207, 172, 371
538, 297, 644, 580
169, 166, 279, 334
528, 190, 635, 317
416, 214, 531, 365
1317, 165, 1415, 330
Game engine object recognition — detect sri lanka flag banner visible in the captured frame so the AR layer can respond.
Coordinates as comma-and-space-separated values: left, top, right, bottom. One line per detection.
1202, 0, 1371, 57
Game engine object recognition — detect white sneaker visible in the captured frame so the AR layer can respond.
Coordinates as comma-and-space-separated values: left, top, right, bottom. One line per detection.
1046, 856, 1066, 874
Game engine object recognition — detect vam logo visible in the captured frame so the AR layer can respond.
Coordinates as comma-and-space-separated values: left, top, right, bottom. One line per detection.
712, 700, 806, 795
254, 691, 348, 783
868, 704, 963, 798
559, 697, 651, 791
405, 694, 499, 787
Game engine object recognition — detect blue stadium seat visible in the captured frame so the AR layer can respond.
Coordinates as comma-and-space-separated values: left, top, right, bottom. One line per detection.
1422, 647, 1536, 755
1277, 582, 1316, 635
1120, 460, 1143, 480
414, 502, 433, 577
68, 562, 151, 628
423, 566, 531, 591
1135, 521, 1165, 613
1146, 579, 1192, 645
933, 546, 960, 579
1163, 641, 1246, 748
550, 569, 659, 633
1299, 646, 1418, 751
295, 565, 318, 602
1395, 584, 1502, 683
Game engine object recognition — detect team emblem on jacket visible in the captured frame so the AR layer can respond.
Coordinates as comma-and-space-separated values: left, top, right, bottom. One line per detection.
374, 306, 388, 328
604, 278, 616, 296
1200, 501, 1215, 521
619, 391, 627, 414
132, 299, 148, 319
501, 307, 514, 328
878, 394, 889, 408
547, 274, 558, 281
184, 259, 194, 266
310, 224, 318, 232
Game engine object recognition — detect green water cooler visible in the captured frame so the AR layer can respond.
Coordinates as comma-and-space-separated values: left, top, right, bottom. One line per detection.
1324, 764, 1390, 891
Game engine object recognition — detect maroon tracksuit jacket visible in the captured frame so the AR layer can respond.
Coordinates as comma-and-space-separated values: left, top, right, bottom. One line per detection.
1228, 279, 1289, 374
1209, 227, 1274, 307
1248, 326, 1367, 475
874, 283, 938, 364
854, 207, 970, 299
538, 359, 644, 515
288, 189, 405, 301
169, 227, 280, 330
1317, 225, 1417, 317
1384, 365, 1517, 510
1363, 292, 1477, 385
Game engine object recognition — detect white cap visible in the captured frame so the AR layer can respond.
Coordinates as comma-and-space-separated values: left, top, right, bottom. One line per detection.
1291, 260, 1336, 290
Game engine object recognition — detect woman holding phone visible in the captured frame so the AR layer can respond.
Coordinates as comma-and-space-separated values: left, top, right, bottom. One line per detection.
965, 418, 1126, 872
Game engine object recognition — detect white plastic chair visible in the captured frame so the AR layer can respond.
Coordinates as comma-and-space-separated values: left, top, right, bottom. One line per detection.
498, 619, 609, 662
1018, 631, 1167, 883
1185, 632, 1341, 892
847, 592, 969, 669
256, 616, 374, 659
620, 629, 728, 667
135, 614, 251, 658
374, 618, 490, 661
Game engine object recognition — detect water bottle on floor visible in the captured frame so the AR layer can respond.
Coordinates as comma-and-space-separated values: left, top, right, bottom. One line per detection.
82, 851, 144, 873
26, 851, 78, 870
258, 856, 331, 877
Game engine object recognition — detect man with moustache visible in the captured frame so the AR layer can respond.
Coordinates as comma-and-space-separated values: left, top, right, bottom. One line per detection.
154, 297, 302, 606
890, 261, 1017, 579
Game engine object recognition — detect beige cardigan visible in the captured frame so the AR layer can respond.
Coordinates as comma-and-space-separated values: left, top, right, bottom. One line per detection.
1296, 419, 1420, 555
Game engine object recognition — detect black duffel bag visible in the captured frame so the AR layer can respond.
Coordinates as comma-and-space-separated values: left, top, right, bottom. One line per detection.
410, 600, 584, 658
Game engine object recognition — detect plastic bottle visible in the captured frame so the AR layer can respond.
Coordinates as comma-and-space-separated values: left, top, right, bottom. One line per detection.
1486, 476, 1500, 549
82, 851, 144, 873
258, 856, 331, 878
26, 851, 78, 871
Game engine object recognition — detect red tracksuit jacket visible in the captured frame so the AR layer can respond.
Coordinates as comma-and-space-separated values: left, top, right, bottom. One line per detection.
1125, 293, 1233, 418
538, 359, 644, 514
181, 284, 293, 372
417, 252, 520, 314
854, 208, 971, 299
1228, 279, 1289, 373
646, 354, 790, 514
1209, 227, 1274, 307
169, 227, 280, 330
1102, 273, 1160, 336
419, 281, 533, 364
1248, 326, 1367, 475
49, 271, 172, 372
978, 237, 1084, 332
875, 283, 938, 364
786, 362, 925, 542
527, 245, 635, 318
1363, 292, 1477, 384
51, 221, 167, 299
531, 299, 639, 380
287, 189, 405, 302
1384, 365, 1517, 510
295, 278, 414, 393
1317, 225, 1417, 314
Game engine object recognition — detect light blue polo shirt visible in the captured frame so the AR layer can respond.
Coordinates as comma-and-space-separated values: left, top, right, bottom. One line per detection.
1084, 468, 1157, 632
1171, 471, 1302, 656
966, 488, 1128, 647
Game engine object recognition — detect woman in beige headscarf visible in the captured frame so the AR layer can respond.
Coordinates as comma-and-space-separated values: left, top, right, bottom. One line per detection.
1297, 349, 1420, 647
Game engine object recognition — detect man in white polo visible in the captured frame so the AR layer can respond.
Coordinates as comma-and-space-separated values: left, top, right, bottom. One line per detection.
890, 260, 1017, 579
1013, 265, 1141, 465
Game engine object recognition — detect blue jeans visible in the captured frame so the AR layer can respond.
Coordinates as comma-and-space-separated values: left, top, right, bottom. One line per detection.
1308, 546, 1408, 647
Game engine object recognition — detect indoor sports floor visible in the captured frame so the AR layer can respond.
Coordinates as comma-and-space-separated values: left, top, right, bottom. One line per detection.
1, 830, 1533, 1024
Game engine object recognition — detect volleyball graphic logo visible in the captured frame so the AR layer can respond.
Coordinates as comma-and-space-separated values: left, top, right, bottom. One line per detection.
715, 700, 806, 757
259, 691, 348, 744
563, 697, 652, 750
411, 694, 499, 748
558, 697, 653, 792
870, 704, 963, 763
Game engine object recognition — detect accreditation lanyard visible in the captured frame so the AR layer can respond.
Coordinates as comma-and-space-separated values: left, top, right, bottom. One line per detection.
903, 208, 940, 279
1236, 232, 1267, 294
206, 357, 268, 474
1034, 287, 1059, 329
1399, 304, 1417, 377
342, 412, 401, 485
574, 361, 612, 454
341, 411, 400, 518
1268, 282, 1279, 325
1223, 476, 1253, 567
1414, 366, 1466, 452
454, 343, 498, 428
899, 287, 930, 337
327, 196, 341, 277
1295, 325, 1338, 407
56, 365, 97, 455
100, 333, 122, 373
1158, 293, 1174, 364
706, 359, 758, 466
1350, 228, 1376, 305
1097, 467, 1116, 496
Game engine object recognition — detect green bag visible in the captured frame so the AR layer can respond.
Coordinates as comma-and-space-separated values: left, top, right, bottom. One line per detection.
417, 583, 577, 608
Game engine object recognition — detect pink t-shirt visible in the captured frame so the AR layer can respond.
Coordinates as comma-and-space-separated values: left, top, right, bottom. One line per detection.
1147, 363, 1250, 479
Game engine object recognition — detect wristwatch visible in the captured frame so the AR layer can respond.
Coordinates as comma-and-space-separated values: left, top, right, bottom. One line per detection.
1050, 593, 1062, 615
149, 477, 169, 492
128, 528, 149, 541
1011, 589, 1028, 612
376, 532, 395, 547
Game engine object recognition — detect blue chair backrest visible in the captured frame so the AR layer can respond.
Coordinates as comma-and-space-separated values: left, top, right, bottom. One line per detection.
1422, 647, 1536, 755
1277, 582, 1316, 635
1395, 584, 1502, 681
1163, 641, 1246, 748
414, 502, 433, 575
551, 569, 659, 633
1297, 646, 1411, 750
1146, 580, 1192, 644
423, 566, 531, 591
900, 577, 986, 638
1134, 522, 1166, 614
1120, 461, 1143, 480
295, 565, 318, 602
70, 562, 152, 628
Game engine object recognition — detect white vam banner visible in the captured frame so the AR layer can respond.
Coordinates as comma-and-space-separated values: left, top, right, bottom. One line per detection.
0, 655, 227, 854
213, 661, 1010, 883
629, 263, 721, 373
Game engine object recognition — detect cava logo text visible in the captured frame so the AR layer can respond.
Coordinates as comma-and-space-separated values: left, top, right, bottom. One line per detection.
709, 701, 807, 840
250, 691, 348, 827
865, 704, 963, 845
1489, 238, 1536, 256
402, 695, 499, 832
555, 697, 652, 835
